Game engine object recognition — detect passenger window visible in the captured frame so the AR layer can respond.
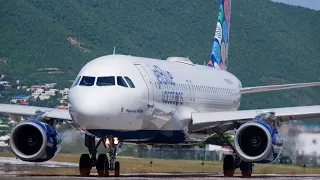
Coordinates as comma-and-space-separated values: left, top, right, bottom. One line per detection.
79, 76, 95, 86
71, 76, 81, 87
96, 76, 115, 86
117, 76, 128, 87
124, 77, 135, 88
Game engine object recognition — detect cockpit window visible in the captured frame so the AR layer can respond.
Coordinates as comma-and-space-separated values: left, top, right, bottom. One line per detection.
79, 76, 95, 86
124, 77, 135, 88
96, 76, 115, 86
71, 76, 81, 88
117, 76, 128, 87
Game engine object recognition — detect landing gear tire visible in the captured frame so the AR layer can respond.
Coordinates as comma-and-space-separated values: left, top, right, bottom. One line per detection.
114, 161, 120, 177
96, 154, 109, 177
240, 161, 253, 177
223, 155, 235, 177
79, 154, 92, 177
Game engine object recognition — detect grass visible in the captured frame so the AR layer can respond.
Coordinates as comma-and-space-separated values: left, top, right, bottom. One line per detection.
1, 152, 320, 175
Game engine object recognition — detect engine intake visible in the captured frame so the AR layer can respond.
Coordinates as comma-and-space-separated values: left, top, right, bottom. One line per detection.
10, 120, 61, 162
234, 122, 273, 163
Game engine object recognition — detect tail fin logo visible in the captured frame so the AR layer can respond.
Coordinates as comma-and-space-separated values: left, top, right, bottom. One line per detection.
208, 0, 231, 71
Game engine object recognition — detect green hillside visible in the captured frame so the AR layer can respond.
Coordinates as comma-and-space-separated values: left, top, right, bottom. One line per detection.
0, 0, 320, 111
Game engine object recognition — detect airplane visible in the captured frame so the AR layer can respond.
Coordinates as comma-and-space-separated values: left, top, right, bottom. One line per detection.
2, 0, 320, 177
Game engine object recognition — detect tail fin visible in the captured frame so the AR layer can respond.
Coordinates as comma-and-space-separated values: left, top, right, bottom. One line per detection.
208, 0, 231, 70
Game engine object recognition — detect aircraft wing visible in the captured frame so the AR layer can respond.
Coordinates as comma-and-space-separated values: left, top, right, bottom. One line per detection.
190, 105, 320, 132
240, 82, 320, 94
0, 103, 72, 121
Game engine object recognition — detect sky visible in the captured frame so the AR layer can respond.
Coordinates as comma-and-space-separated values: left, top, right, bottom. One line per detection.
272, 0, 320, 10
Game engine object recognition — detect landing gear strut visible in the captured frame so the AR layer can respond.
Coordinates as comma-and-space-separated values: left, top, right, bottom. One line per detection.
79, 134, 120, 177
212, 127, 253, 177
107, 137, 121, 177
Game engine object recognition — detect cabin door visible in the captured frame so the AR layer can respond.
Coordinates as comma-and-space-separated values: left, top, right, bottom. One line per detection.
134, 64, 154, 108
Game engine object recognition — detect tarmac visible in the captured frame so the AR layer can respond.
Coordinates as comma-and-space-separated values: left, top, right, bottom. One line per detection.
1, 174, 320, 180
0, 157, 319, 180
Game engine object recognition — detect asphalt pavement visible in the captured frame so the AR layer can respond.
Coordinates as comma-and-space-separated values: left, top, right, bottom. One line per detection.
0, 157, 319, 180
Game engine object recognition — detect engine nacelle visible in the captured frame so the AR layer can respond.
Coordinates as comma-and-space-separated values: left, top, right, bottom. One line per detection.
234, 115, 283, 163
10, 120, 61, 162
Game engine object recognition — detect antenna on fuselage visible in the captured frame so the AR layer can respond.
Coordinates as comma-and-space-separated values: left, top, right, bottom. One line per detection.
113, 46, 116, 55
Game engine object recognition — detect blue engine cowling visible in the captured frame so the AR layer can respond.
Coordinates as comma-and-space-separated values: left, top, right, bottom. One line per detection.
234, 113, 283, 163
10, 120, 62, 162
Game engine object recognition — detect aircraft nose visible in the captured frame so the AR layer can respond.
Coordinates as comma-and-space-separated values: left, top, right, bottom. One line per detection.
68, 87, 107, 116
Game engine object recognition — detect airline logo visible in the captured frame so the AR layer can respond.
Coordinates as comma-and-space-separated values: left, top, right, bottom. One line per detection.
152, 65, 176, 88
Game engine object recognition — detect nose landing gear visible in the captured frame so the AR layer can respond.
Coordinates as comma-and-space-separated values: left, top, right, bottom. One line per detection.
106, 137, 121, 177
79, 134, 121, 177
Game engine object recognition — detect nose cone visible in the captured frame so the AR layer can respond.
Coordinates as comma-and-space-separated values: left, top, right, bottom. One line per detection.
68, 85, 142, 133
68, 87, 106, 116
68, 87, 121, 130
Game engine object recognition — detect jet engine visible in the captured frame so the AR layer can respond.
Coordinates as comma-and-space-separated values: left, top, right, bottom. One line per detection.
234, 113, 283, 163
10, 120, 61, 162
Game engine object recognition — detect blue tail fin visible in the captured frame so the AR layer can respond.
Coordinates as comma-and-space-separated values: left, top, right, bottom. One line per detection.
208, 0, 231, 71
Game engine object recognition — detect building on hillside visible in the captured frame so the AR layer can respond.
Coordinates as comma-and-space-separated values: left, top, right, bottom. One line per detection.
48, 89, 58, 95
45, 83, 57, 88
31, 85, 46, 91
44, 90, 56, 96
59, 88, 69, 101
0, 81, 9, 86
59, 88, 69, 96
0, 135, 9, 147
49, 89, 58, 92
31, 92, 41, 99
35, 88, 44, 93
39, 94, 50, 100
10, 94, 28, 103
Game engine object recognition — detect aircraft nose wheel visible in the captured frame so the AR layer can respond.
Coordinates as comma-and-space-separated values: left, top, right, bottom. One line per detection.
114, 161, 120, 177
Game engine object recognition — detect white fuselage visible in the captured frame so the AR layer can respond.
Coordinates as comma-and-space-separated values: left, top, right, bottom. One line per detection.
68, 55, 242, 143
